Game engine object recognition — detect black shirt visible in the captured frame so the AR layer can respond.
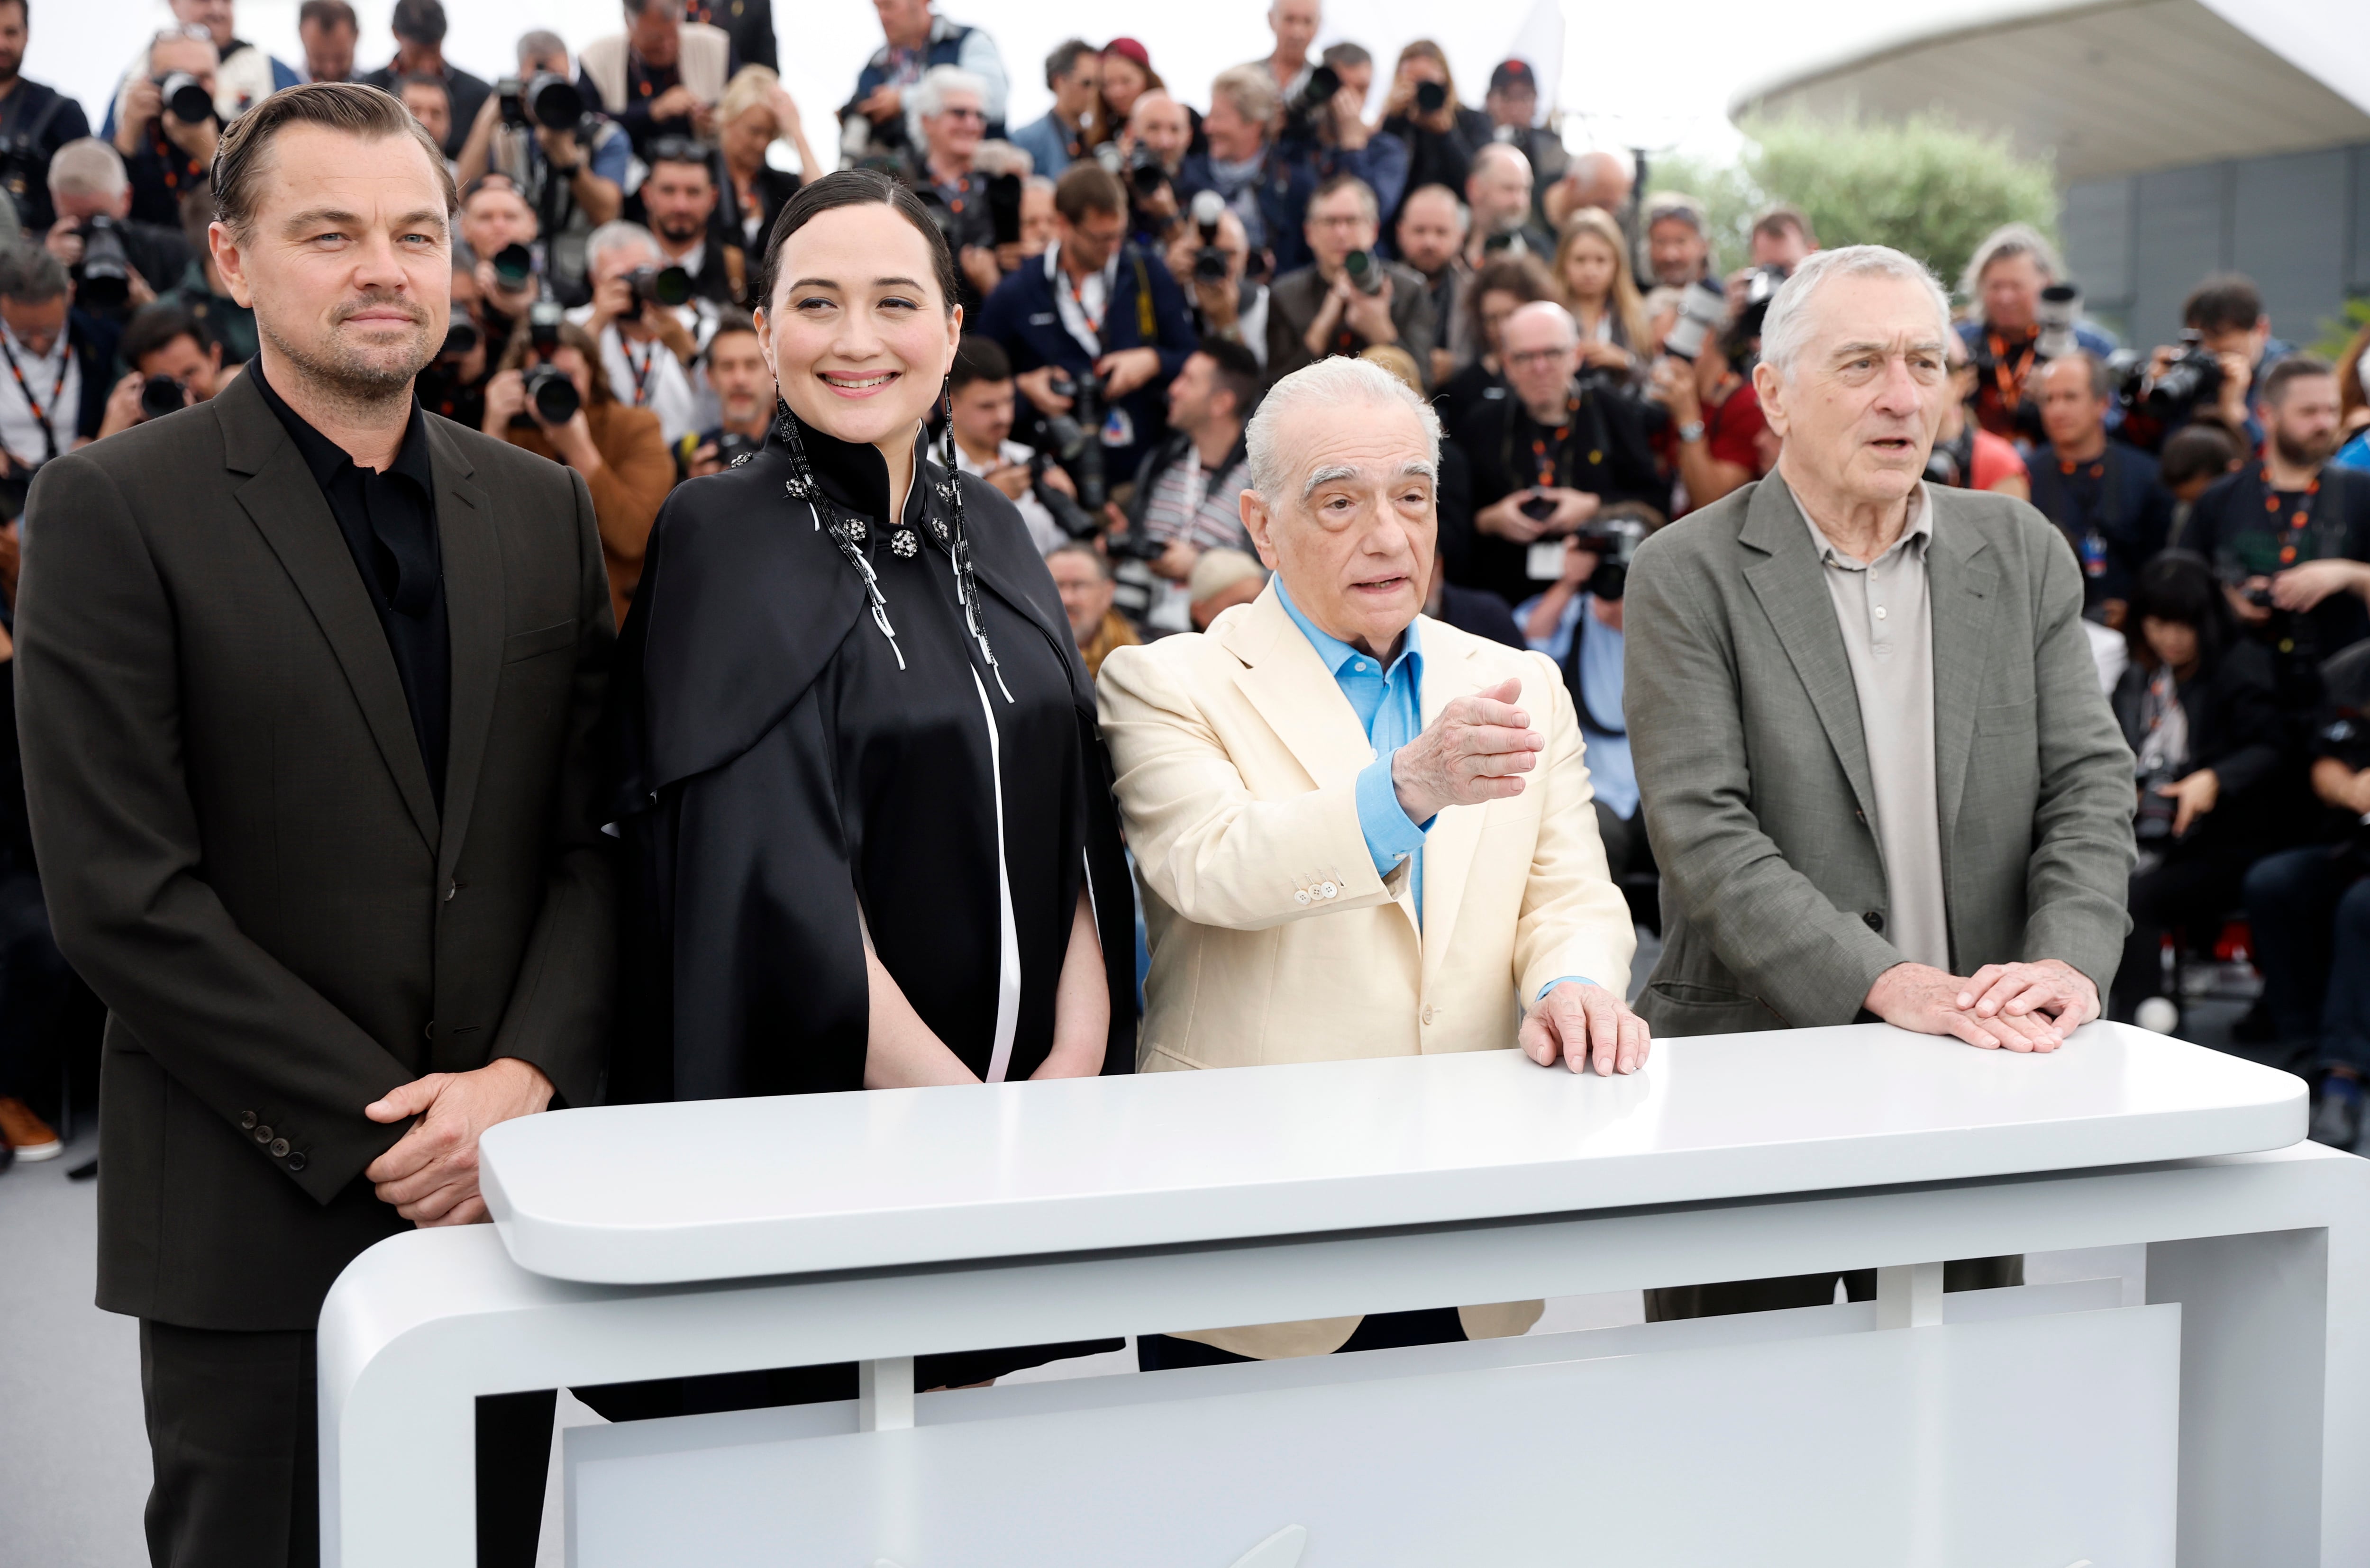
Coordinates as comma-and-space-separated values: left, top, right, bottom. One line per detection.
2188, 460, 2370, 715
249, 360, 451, 800
0, 78, 92, 233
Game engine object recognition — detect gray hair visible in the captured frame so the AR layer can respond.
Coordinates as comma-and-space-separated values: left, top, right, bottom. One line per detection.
1644, 191, 1705, 234
516, 29, 567, 68
910, 64, 986, 123
584, 219, 661, 272
1958, 221, 2062, 303
1758, 244, 1953, 383
1245, 356, 1443, 502
48, 137, 128, 199
1210, 65, 1280, 129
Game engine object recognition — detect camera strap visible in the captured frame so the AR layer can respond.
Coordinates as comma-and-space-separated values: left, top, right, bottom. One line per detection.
1558, 601, 1626, 738
2255, 456, 2322, 567
0, 330, 64, 467
619, 336, 661, 410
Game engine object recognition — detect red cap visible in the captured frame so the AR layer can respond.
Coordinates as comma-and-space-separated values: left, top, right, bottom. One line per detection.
1103, 36, 1152, 70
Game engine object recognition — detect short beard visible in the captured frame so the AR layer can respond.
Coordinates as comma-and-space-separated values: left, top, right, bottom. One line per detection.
654, 215, 702, 245
2275, 427, 2336, 470
260, 301, 435, 418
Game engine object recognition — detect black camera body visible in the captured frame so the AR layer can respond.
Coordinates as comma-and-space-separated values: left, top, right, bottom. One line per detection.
70, 214, 135, 310
513, 300, 581, 427
1413, 80, 1448, 116
1125, 143, 1169, 201
626, 265, 694, 309
1569, 512, 1648, 601
1285, 64, 1343, 133
1042, 368, 1107, 512
139, 373, 188, 422
2127, 328, 2224, 419
1342, 248, 1386, 296
713, 430, 759, 468
154, 72, 215, 127
497, 73, 587, 134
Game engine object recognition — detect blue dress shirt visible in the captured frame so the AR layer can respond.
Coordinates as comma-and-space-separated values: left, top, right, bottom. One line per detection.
1275, 580, 1432, 921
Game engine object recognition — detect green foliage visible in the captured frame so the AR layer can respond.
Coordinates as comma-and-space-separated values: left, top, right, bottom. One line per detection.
1645, 109, 2061, 297
2308, 294, 2370, 367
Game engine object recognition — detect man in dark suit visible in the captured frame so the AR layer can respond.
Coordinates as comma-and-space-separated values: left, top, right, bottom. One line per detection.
976, 161, 1197, 492
1265, 173, 1437, 387
15, 83, 613, 1568
2025, 352, 2172, 627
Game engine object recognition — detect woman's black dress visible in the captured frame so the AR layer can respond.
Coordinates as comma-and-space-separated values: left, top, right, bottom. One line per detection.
604, 406, 1135, 1396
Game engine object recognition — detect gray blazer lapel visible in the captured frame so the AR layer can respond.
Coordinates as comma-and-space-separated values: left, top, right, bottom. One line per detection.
424, 421, 499, 885
219, 379, 439, 852
1737, 475, 1879, 826
1926, 493, 2001, 841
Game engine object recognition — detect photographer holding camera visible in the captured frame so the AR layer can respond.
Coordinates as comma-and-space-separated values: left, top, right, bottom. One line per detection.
640, 137, 747, 307
1175, 67, 1321, 276
579, 0, 730, 163
1956, 222, 2115, 442
0, 0, 88, 236
906, 65, 1014, 307
94, 301, 222, 439
0, 245, 114, 514
844, 0, 1010, 164
456, 32, 629, 306
1117, 339, 1262, 634
1115, 90, 1191, 246
684, 310, 772, 478
1480, 59, 1566, 223
1459, 299, 1663, 606
2129, 273, 2292, 449
569, 218, 705, 445
41, 139, 191, 329
1645, 280, 1768, 516
113, 28, 219, 229
484, 315, 669, 627
977, 161, 1196, 487
942, 335, 1077, 553
1378, 42, 1488, 216
1275, 43, 1409, 224
1267, 174, 1435, 384
1163, 193, 1267, 369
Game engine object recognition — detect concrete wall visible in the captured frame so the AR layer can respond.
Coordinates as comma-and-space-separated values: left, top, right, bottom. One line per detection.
2062, 141, 2370, 353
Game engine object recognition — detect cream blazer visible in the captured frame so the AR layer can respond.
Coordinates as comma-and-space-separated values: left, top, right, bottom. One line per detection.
1096, 584, 1636, 1358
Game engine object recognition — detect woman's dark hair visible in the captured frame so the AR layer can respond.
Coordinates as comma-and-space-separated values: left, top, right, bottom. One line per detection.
2123, 549, 2230, 672
756, 168, 960, 315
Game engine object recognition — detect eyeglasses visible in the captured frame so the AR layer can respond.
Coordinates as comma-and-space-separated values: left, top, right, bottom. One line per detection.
1505, 348, 1570, 368
937, 106, 986, 123
1309, 213, 1368, 229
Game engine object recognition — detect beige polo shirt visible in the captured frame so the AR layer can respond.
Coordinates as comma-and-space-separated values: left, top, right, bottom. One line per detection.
1799, 485, 1951, 973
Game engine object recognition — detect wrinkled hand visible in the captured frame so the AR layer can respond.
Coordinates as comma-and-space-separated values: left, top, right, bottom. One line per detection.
2156, 767, 2219, 836
1390, 676, 1543, 821
1520, 979, 1650, 1076
43, 218, 82, 268
857, 84, 901, 124
1865, 962, 2067, 1052
1956, 958, 2100, 1037
363, 1057, 555, 1225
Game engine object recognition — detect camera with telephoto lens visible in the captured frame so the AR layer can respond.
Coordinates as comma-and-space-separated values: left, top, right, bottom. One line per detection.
1124, 143, 1170, 202
1285, 63, 1342, 131
1732, 263, 1787, 345
154, 72, 214, 126
1341, 248, 1386, 296
1660, 279, 1729, 363
514, 299, 580, 427
1413, 81, 1448, 115
139, 373, 188, 422
2034, 282, 2083, 361
1027, 449, 1101, 541
1568, 509, 1649, 601
2124, 328, 2223, 419
627, 264, 693, 309
490, 242, 536, 292
439, 317, 479, 360
1041, 366, 1107, 512
497, 72, 587, 134
1188, 190, 1230, 284
2134, 762, 2182, 842
69, 214, 135, 310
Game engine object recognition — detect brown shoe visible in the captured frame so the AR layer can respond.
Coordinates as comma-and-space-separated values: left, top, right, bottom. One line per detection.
0, 1096, 60, 1161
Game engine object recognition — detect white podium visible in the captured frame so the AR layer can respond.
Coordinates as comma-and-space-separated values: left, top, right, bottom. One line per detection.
316, 1023, 2370, 1567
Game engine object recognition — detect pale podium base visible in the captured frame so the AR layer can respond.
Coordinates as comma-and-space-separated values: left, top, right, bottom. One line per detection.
318, 1023, 2367, 1567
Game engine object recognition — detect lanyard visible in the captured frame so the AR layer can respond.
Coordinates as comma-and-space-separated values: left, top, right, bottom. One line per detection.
1059, 264, 1108, 337
620, 337, 660, 408
1986, 328, 2035, 410
2258, 454, 2319, 566
149, 123, 202, 194
1529, 392, 1586, 488
0, 332, 63, 464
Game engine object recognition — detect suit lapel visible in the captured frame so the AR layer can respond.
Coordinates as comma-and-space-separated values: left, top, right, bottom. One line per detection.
426, 422, 499, 887
1925, 493, 2000, 843
1738, 474, 1880, 828
221, 379, 438, 852
1223, 586, 1380, 793
1415, 621, 1487, 976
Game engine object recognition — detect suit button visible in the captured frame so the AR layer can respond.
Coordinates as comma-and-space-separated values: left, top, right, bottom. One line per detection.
1321, 881, 1338, 899
1863, 910, 1885, 932
286, 1152, 308, 1173
424, 1021, 436, 1040
1422, 1006, 1435, 1025
240, 1111, 258, 1131
1294, 889, 1312, 906
253, 1124, 273, 1144
269, 1138, 291, 1158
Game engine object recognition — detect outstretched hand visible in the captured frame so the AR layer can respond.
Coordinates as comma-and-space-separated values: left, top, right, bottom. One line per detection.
1390, 677, 1543, 823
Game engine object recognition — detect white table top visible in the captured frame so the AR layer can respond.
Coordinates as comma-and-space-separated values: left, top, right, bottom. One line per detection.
480, 1022, 2304, 1286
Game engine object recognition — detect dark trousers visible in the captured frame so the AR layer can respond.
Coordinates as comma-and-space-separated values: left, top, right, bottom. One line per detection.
138, 1320, 553, 1568
2110, 835, 2256, 1020
1136, 1306, 1468, 1370
2244, 845, 2370, 1061
0, 869, 71, 1101
1644, 1256, 2023, 1322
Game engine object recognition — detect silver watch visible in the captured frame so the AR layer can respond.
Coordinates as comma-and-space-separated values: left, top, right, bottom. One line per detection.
1677, 419, 1707, 444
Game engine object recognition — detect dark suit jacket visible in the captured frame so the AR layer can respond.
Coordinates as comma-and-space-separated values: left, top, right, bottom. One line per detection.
1625, 475, 2136, 1036
14, 371, 616, 1331
2110, 639, 2283, 852
1264, 260, 1440, 387
2026, 440, 2172, 615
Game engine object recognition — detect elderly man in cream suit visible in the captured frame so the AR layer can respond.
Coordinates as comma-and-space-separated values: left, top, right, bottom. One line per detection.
1097, 354, 1646, 1369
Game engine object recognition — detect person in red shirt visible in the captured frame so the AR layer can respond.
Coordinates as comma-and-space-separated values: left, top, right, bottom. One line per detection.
1936, 335, 2031, 499
1646, 328, 1770, 516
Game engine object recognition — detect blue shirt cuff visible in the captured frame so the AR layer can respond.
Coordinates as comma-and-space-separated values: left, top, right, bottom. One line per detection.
1355, 751, 1430, 879
1535, 975, 1598, 1003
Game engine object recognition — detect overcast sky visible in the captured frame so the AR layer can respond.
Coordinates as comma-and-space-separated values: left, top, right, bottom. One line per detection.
39, 0, 2015, 170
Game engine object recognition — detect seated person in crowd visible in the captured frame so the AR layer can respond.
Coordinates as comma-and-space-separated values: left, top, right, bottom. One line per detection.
1514, 506, 1665, 880
1266, 174, 1436, 387
977, 162, 1196, 492
1462, 144, 1552, 269
42, 139, 191, 328
1046, 538, 1139, 677
114, 28, 219, 229
2106, 553, 2283, 1027
2028, 352, 2173, 627
1645, 298, 1768, 517
1097, 354, 1645, 1367
1642, 192, 1712, 290
2160, 418, 2240, 544
1165, 201, 1267, 372
483, 317, 672, 627
2186, 355, 2370, 733
1626, 246, 2136, 1319
1119, 339, 1262, 634
416, 268, 490, 430
906, 65, 1005, 307
0, 245, 118, 500
1188, 544, 1267, 629
577, 0, 731, 162
94, 302, 224, 438
2134, 273, 2290, 452
459, 173, 542, 341
945, 335, 1071, 555
2244, 639, 2370, 1146
455, 30, 629, 305
568, 218, 709, 445
638, 136, 746, 307
684, 309, 773, 476
1933, 332, 2029, 500
1458, 300, 1663, 607
1014, 173, 1056, 259
1479, 58, 1566, 226
1394, 183, 1469, 382
1117, 90, 1192, 247
1431, 251, 1556, 441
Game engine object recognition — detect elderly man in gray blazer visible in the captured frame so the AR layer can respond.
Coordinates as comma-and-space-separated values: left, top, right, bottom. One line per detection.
1624, 244, 2136, 1319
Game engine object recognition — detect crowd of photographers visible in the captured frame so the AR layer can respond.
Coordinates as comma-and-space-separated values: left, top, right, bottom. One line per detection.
0, 0, 2366, 1170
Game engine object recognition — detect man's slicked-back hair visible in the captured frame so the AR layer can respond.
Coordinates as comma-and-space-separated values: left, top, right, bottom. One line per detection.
1245, 356, 1441, 502
1757, 244, 1951, 383
213, 82, 456, 240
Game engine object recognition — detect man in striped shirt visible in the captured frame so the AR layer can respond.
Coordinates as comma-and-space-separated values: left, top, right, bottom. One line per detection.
1120, 339, 1263, 633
